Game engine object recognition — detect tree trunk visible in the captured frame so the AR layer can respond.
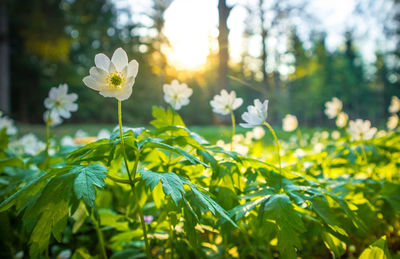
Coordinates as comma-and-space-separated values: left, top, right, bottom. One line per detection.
259, 0, 269, 89
217, 0, 232, 92
0, 2, 10, 114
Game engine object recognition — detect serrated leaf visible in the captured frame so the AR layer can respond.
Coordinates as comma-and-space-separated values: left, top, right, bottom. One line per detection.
72, 164, 108, 207
184, 180, 238, 227
263, 194, 305, 259
24, 173, 75, 257
228, 195, 271, 221
140, 169, 184, 205
150, 106, 185, 128
0, 170, 58, 212
139, 138, 208, 167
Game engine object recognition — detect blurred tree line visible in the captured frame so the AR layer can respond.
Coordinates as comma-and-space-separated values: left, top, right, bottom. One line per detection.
0, 0, 399, 127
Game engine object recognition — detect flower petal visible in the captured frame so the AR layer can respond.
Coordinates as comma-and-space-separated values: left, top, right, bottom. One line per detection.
111, 48, 128, 72
116, 87, 132, 101
128, 60, 139, 78
83, 76, 106, 90
95, 53, 111, 72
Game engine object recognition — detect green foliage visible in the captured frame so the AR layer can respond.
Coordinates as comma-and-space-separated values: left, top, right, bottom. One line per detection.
72, 164, 108, 207
0, 105, 399, 258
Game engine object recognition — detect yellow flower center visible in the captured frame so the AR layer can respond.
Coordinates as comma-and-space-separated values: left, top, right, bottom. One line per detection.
106, 72, 125, 88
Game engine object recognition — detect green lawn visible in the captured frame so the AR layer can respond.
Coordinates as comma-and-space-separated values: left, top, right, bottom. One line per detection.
16, 123, 330, 144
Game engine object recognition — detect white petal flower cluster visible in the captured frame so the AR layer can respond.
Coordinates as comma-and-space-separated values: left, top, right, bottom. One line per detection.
83, 48, 139, 101
389, 96, 400, 114
282, 114, 298, 132
387, 114, 399, 130
324, 97, 342, 119
44, 84, 78, 119
9, 134, 45, 156
335, 112, 348, 128
210, 90, 243, 115
0, 111, 17, 135
240, 99, 269, 128
163, 80, 193, 110
348, 119, 377, 141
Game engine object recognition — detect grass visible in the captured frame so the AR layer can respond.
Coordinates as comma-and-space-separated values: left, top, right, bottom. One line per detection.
17, 123, 330, 144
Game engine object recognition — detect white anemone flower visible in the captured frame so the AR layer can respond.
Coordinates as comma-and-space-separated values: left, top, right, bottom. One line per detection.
10, 134, 45, 156
43, 110, 63, 127
336, 112, 348, 128
240, 99, 269, 128
376, 130, 387, 138
252, 126, 265, 140
331, 130, 340, 140
387, 114, 399, 130
163, 80, 193, 110
97, 129, 111, 139
0, 113, 17, 135
348, 119, 377, 141
282, 114, 298, 132
324, 97, 342, 119
61, 136, 75, 146
44, 84, 78, 119
389, 96, 400, 114
83, 48, 139, 101
210, 90, 243, 115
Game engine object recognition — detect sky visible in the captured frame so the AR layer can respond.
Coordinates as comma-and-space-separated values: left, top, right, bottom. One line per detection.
115, 0, 391, 70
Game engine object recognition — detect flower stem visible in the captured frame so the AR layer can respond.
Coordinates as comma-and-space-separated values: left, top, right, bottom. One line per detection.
263, 121, 282, 174
169, 215, 175, 259
118, 101, 151, 259
45, 111, 51, 155
361, 143, 368, 164
296, 128, 303, 146
230, 111, 236, 152
91, 208, 108, 259
166, 106, 176, 171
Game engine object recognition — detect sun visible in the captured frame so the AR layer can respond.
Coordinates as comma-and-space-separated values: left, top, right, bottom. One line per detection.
162, 0, 217, 71
163, 40, 209, 71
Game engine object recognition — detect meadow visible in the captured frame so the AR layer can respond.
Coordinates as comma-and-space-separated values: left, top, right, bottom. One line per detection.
0, 47, 399, 259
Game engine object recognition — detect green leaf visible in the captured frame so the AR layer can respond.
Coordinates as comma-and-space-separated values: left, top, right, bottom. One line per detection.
263, 194, 305, 259
110, 127, 146, 141
154, 125, 208, 145
183, 180, 238, 227
99, 209, 129, 231
0, 157, 24, 171
359, 236, 391, 259
139, 138, 208, 167
322, 231, 346, 258
24, 173, 75, 257
67, 139, 112, 163
72, 164, 108, 207
311, 197, 348, 237
140, 169, 185, 205
0, 170, 59, 212
71, 247, 93, 259
150, 106, 185, 128
228, 194, 271, 221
